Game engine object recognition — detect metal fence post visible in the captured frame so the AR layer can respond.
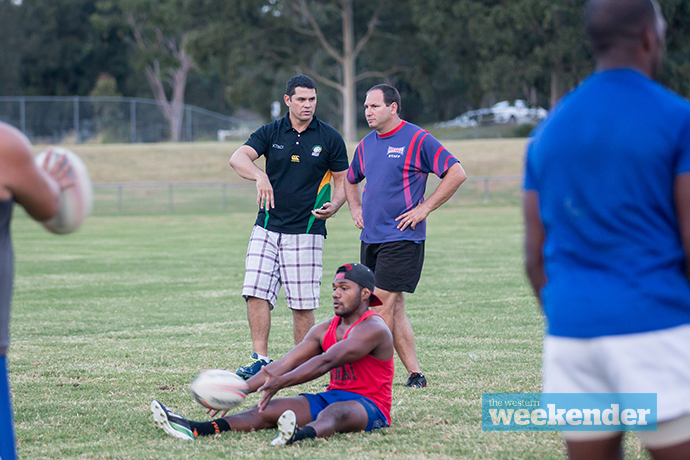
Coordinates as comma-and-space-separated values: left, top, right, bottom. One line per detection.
74, 96, 80, 143
222, 183, 227, 211
117, 185, 123, 213
19, 97, 26, 134
130, 100, 136, 143
484, 177, 489, 203
186, 106, 192, 141
168, 184, 174, 212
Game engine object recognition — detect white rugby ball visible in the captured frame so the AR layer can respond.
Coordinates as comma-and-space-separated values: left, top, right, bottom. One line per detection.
189, 369, 249, 410
34, 147, 93, 234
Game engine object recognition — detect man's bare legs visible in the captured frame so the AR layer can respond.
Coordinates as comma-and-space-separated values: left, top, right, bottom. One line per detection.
247, 296, 271, 357
566, 437, 624, 460
567, 435, 690, 460
222, 398, 368, 437
247, 299, 315, 357
292, 309, 314, 345
223, 396, 312, 432
370, 288, 421, 375
153, 395, 370, 443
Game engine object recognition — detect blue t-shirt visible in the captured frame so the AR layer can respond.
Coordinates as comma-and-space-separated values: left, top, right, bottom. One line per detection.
524, 68, 690, 338
347, 121, 459, 244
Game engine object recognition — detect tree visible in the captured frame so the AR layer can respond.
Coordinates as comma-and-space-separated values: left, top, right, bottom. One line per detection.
660, 0, 690, 99
182, 0, 283, 120
0, 0, 23, 95
274, 0, 400, 141
95, 0, 197, 142
472, 0, 591, 108
407, 0, 485, 120
10, 0, 131, 97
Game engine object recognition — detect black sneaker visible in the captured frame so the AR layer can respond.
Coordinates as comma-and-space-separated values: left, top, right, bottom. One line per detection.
406, 372, 427, 388
151, 400, 195, 441
236, 353, 272, 380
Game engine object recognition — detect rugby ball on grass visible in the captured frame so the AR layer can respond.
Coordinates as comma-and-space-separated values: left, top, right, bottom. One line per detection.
190, 369, 249, 410
34, 147, 93, 234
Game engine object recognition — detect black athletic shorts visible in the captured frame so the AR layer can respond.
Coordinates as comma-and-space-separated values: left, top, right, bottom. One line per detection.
360, 240, 425, 293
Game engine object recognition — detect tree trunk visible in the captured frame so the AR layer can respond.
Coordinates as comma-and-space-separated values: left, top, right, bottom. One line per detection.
144, 63, 188, 142
550, 70, 561, 108
128, 14, 194, 142
293, 0, 385, 143
341, 0, 357, 143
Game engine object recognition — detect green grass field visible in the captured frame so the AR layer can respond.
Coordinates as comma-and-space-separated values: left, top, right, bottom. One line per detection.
9, 205, 653, 460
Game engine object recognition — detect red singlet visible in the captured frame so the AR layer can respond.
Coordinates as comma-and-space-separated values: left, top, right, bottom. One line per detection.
323, 310, 394, 424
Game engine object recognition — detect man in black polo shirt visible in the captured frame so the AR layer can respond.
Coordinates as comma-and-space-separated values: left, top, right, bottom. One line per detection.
229, 75, 349, 379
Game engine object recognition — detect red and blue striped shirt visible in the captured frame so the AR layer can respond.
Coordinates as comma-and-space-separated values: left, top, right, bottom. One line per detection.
347, 121, 459, 243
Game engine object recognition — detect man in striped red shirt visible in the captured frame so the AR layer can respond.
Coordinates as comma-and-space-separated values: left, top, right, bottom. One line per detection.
345, 84, 466, 388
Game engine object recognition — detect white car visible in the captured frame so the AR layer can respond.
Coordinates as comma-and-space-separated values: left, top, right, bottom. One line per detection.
434, 113, 478, 129
490, 100, 547, 125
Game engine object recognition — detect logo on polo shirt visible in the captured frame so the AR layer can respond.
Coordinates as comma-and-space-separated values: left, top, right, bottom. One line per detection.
311, 145, 322, 157
291, 155, 300, 162
272, 144, 284, 149
387, 146, 405, 158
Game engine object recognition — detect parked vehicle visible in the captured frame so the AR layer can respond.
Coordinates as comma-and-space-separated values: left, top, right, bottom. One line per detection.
434, 100, 547, 130
434, 113, 478, 129
490, 100, 547, 125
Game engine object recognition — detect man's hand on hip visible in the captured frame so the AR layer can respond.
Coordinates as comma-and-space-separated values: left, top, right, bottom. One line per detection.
395, 203, 430, 231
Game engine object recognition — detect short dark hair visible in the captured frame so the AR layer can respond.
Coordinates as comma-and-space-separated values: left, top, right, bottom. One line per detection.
286, 75, 317, 97
585, 0, 660, 55
367, 84, 401, 114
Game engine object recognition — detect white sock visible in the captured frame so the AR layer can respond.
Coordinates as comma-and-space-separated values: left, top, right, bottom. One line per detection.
256, 354, 270, 362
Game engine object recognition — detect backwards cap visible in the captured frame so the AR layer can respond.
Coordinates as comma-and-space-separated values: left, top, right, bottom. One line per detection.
334, 263, 383, 306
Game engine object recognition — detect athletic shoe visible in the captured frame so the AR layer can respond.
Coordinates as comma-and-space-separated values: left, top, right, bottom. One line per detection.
236, 353, 272, 380
151, 400, 195, 441
406, 372, 427, 388
271, 410, 297, 447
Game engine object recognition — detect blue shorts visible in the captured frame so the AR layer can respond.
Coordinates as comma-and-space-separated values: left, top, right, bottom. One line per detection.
1, 355, 17, 460
301, 389, 389, 431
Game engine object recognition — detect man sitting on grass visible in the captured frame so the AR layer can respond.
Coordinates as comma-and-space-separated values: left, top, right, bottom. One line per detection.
151, 263, 394, 446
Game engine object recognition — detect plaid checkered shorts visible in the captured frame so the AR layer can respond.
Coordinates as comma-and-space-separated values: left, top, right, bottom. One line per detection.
242, 225, 324, 310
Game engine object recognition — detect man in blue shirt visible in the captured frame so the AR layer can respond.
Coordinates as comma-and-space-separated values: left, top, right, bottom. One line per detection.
524, 0, 690, 457
345, 84, 466, 388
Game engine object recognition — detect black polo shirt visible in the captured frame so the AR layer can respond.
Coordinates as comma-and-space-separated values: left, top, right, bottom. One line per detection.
245, 114, 348, 235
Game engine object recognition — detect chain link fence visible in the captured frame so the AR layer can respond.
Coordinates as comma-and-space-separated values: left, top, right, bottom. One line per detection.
90, 176, 522, 215
0, 96, 259, 144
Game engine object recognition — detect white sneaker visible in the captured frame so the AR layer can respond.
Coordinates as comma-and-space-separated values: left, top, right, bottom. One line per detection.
151, 400, 195, 441
271, 409, 297, 446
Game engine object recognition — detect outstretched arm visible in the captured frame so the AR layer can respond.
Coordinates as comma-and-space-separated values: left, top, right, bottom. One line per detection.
257, 317, 391, 411
244, 321, 328, 393
206, 322, 327, 417
228, 145, 274, 210
523, 190, 546, 310
395, 163, 466, 231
